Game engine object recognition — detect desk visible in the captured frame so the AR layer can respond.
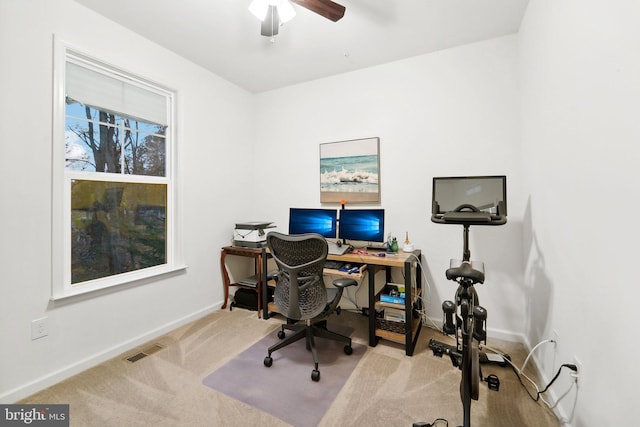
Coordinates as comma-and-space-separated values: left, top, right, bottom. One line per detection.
220, 245, 269, 318
262, 250, 422, 356
327, 249, 422, 356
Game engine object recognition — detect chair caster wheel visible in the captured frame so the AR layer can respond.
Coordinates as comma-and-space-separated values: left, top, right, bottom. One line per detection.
264, 356, 273, 367
344, 345, 353, 355
277, 330, 286, 339
311, 369, 320, 381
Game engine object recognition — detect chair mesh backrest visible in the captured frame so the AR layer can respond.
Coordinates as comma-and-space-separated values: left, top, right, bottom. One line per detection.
267, 232, 328, 321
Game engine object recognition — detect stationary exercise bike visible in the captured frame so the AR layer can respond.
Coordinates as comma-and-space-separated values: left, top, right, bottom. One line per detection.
424, 176, 508, 427
430, 224, 489, 427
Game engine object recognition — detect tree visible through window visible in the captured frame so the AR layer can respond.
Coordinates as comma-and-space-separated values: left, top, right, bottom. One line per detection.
65, 102, 166, 175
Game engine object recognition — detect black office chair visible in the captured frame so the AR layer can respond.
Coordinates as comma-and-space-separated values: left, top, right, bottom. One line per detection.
263, 232, 358, 381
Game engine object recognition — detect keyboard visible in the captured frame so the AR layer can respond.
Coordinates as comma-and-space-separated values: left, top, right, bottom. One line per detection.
324, 260, 345, 270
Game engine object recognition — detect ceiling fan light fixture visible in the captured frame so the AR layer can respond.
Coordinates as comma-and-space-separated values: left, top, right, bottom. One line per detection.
261, 5, 279, 37
249, 0, 269, 21
249, 0, 295, 23
277, 0, 296, 23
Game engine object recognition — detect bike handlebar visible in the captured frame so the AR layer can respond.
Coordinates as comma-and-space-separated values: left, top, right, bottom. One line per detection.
431, 202, 507, 226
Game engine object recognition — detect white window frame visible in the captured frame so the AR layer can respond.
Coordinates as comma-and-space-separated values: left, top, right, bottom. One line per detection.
52, 37, 184, 300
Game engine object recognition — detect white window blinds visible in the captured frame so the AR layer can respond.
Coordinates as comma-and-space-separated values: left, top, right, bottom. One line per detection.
66, 61, 168, 126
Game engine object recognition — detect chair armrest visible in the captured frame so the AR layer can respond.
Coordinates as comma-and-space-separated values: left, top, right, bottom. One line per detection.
332, 278, 358, 289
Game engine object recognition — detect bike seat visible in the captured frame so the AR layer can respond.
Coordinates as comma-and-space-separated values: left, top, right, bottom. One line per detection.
446, 262, 485, 284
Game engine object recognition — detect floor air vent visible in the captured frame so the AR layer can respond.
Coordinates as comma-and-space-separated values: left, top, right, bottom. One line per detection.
125, 343, 166, 363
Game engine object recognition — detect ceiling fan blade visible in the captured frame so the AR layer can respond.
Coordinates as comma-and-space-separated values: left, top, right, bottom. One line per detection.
290, 0, 345, 22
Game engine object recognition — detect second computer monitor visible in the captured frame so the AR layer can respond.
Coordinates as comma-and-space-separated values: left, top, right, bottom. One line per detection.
339, 209, 385, 243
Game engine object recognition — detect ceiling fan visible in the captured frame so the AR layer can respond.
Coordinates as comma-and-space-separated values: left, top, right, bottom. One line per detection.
249, 0, 345, 37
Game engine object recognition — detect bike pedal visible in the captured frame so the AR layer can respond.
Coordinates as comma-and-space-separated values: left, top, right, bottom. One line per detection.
428, 339, 444, 357
450, 353, 461, 368
485, 374, 500, 391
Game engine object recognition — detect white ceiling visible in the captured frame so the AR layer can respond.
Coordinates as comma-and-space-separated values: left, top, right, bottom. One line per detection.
72, 0, 529, 93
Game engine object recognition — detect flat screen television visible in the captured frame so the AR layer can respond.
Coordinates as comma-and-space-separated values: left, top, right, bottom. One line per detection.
288, 208, 338, 238
432, 176, 507, 225
338, 209, 385, 243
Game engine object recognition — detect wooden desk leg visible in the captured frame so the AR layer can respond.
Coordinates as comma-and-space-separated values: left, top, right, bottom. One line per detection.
220, 250, 230, 309
255, 255, 262, 319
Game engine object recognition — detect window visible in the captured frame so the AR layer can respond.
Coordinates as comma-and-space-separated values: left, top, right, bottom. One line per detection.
52, 39, 182, 299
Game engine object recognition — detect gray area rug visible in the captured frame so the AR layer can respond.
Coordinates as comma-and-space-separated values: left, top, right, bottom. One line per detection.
203, 328, 366, 427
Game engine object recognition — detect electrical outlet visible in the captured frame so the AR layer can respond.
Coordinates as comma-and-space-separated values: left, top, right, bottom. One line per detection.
573, 355, 583, 385
31, 317, 48, 340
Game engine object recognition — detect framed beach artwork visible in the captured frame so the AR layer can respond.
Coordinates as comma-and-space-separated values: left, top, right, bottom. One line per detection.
320, 137, 380, 203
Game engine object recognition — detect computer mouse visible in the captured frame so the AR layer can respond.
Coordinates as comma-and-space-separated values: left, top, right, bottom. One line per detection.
336, 240, 342, 247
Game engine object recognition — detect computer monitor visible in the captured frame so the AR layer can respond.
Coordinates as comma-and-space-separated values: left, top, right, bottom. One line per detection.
288, 208, 338, 238
338, 209, 385, 243
431, 175, 507, 225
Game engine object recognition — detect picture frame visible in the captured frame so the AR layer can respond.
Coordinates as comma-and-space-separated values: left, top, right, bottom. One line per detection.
320, 137, 380, 203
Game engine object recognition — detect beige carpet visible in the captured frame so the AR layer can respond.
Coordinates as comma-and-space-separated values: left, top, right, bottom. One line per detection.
21, 308, 560, 427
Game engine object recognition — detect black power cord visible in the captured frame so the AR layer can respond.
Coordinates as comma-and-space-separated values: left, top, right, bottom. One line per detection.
511, 362, 578, 402
538, 363, 577, 396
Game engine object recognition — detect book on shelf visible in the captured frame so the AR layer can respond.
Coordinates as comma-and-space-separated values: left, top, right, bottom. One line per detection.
377, 301, 405, 310
383, 306, 406, 323
380, 294, 405, 304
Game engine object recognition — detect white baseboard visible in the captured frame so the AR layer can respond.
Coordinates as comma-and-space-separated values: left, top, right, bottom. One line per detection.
1, 303, 221, 403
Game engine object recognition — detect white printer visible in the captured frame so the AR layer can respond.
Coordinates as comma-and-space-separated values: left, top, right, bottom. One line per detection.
233, 222, 276, 248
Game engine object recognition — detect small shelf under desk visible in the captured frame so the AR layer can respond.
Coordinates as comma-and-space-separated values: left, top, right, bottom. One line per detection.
326, 249, 422, 356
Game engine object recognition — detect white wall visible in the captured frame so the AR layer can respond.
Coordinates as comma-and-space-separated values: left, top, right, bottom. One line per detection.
251, 35, 526, 339
0, 0, 254, 401
519, 1, 638, 425
2, 1, 635, 423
